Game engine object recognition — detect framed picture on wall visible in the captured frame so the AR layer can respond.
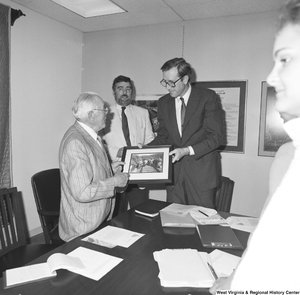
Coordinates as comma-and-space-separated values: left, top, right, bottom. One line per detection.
192, 80, 247, 153
132, 94, 164, 133
258, 81, 291, 157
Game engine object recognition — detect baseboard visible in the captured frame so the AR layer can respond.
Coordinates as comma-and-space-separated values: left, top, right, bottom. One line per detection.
29, 226, 43, 238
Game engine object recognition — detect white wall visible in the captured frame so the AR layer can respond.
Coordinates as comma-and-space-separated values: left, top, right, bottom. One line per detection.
1, 0, 83, 235
1, 0, 280, 235
82, 12, 279, 217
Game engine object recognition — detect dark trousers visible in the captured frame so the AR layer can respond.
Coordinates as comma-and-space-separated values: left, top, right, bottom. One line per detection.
113, 184, 149, 217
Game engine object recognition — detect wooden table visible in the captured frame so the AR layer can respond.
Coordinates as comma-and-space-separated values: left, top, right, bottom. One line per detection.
0, 200, 249, 295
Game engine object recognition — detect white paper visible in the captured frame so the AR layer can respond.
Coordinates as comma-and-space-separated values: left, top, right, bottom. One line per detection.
5, 263, 56, 287
160, 203, 227, 227
67, 247, 123, 281
209, 249, 240, 277
160, 203, 217, 216
82, 225, 144, 248
226, 216, 258, 232
47, 253, 85, 273
153, 249, 214, 288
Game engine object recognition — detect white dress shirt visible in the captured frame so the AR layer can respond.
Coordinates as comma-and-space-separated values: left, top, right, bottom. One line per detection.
231, 117, 300, 290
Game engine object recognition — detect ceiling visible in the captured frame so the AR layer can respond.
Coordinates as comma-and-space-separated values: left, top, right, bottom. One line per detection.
10, 0, 283, 33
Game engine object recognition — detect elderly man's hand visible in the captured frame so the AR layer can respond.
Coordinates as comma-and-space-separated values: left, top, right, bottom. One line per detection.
111, 161, 125, 173
113, 172, 129, 187
116, 147, 124, 158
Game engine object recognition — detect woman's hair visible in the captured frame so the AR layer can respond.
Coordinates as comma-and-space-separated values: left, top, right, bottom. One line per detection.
278, 0, 300, 31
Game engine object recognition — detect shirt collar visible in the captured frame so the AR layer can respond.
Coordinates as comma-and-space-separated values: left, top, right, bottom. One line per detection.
283, 117, 300, 149
176, 84, 191, 103
77, 121, 98, 141
115, 102, 131, 112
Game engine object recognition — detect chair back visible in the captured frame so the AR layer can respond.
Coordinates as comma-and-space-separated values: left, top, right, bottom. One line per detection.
0, 188, 26, 257
214, 176, 234, 212
31, 168, 61, 244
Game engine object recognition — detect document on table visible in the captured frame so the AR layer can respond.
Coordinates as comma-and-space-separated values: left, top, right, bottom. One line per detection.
153, 249, 215, 288
4, 246, 122, 288
67, 247, 123, 281
82, 225, 144, 248
153, 248, 240, 288
225, 216, 259, 233
160, 203, 226, 227
209, 249, 241, 278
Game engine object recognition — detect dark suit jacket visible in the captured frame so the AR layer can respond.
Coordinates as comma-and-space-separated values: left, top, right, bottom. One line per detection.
150, 84, 223, 191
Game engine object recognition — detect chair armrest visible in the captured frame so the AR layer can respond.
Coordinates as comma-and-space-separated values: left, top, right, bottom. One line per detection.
38, 210, 59, 216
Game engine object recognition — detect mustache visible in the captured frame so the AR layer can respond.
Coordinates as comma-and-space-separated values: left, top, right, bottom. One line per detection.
121, 95, 128, 98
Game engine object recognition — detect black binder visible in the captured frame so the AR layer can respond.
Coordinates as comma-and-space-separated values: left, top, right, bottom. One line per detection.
197, 224, 243, 249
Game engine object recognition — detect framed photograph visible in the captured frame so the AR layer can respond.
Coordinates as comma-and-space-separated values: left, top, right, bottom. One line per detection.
192, 80, 247, 153
121, 145, 173, 184
132, 94, 164, 133
258, 81, 291, 157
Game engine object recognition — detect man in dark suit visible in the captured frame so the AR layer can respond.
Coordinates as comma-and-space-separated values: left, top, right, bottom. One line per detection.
149, 58, 223, 208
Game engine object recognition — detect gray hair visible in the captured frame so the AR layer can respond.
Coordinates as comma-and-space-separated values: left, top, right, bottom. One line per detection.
72, 92, 101, 119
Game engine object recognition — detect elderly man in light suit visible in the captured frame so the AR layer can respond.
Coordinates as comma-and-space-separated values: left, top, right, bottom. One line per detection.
101, 75, 154, 215
59, 92, 129, 242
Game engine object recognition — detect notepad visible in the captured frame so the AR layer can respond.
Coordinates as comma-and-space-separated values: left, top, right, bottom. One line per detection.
197, 224, 243, 249
135, 201, 159, 218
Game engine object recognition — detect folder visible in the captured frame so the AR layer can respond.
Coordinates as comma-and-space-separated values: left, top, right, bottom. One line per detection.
197, 225, 243, 249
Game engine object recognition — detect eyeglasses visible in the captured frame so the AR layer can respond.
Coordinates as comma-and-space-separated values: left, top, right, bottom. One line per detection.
160, 77, 182, 88
93, 107, 108, 114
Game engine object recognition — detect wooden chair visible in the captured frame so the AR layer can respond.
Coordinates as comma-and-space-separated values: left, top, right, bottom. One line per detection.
214, 176, 235, 212
31, 168, 64, 245
0, 187, 57, 278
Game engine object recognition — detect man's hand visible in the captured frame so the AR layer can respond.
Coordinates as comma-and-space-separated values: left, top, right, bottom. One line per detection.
116, 147, 124, 158
113, 172, 129, 188
169, 147, 189, 163
111, 161, 125, 173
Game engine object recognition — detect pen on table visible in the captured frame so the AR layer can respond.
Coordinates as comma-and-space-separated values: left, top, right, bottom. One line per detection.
198, 210, 209, 217
207, 262, 218, 280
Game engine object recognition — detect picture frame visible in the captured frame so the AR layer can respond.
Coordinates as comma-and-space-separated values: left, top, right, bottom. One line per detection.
132, 94, 164, 133
192, 80, 247, 153
258, 81, 291, 157
121, 145, 173, 184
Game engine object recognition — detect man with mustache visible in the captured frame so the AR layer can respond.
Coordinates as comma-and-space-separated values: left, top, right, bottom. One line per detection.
101, 75, 155, 216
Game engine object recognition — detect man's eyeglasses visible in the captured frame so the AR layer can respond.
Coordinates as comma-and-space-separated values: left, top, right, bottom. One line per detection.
160, 77, 182, 88
93, 107, 109, 114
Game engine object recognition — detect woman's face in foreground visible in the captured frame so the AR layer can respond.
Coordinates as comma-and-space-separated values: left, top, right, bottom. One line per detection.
267, 24, 300, 118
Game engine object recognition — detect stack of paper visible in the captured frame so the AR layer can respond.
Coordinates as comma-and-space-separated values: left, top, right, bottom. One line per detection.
153, 249, 215, 288
160, 203, 226, 227
82, 225, 144, 248
225, 216, 258, 233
